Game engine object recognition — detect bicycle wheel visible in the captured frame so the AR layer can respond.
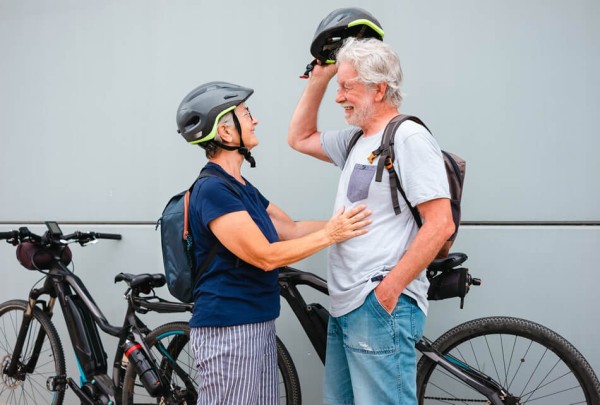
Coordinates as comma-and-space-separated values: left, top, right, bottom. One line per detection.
122, 322, 196, 404
122, 323, 302, 405
0, 299, 66, 405
416, 316, 600, 404
276, 336, 301, 405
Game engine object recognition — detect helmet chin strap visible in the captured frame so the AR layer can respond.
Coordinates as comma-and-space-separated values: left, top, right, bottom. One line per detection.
214, 112, 256, 167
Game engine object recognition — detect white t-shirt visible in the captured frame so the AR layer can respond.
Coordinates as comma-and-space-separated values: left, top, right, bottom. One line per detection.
321, 120, 450, 317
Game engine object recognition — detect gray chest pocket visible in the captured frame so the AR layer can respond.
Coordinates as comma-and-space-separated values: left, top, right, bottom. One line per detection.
347, 164, 376, 203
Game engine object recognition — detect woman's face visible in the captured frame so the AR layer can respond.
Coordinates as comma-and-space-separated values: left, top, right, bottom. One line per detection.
234, 103, 259, 149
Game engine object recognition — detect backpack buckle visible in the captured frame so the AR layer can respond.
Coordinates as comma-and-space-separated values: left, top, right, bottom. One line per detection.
384, 157, 394, 170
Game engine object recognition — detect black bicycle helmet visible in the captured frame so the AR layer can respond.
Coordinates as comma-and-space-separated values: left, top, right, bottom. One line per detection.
176, 81, 256, 166
310, 7, 384, 64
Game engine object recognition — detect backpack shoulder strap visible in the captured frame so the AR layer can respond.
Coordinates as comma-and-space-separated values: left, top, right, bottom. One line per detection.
185, 166, 241, 290
345, 115, 429, 226
184, 166, 241, 242
346, 115, 429, 162
197, 167, 240, 196
345, 129, 365, 158
377, 114, 429, 226
372, 115, 425, 174
181, 167, 238, 241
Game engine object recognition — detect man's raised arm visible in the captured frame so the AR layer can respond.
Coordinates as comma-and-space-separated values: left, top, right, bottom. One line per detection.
287, 63, 337, 162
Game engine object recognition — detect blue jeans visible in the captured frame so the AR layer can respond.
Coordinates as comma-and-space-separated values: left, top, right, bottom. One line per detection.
323, 292, 426, 405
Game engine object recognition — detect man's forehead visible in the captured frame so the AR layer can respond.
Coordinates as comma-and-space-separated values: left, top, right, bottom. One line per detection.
337, 62, 359, 82
337, 61, 356, 75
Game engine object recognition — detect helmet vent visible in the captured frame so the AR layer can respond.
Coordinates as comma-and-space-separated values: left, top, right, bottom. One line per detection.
224, 93, 238, 100
185, 116, 200, 128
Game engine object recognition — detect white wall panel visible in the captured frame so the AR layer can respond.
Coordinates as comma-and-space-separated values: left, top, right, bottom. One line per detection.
0, 1, 598, 404
0, 0, 598, 222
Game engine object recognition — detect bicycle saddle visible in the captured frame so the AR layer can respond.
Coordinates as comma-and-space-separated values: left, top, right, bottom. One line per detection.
114, 273, 166, 290
427, 252, 468, 273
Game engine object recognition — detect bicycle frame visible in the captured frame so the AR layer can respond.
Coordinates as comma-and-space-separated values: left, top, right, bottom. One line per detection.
279, 266, 329, 363
278, 265, 511, 405
4, 259, 179, 404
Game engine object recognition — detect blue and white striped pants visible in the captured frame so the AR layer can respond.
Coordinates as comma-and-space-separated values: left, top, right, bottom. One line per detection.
190, 320, 278, 405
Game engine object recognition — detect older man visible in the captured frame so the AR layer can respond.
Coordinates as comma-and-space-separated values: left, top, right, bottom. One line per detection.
288, 37, 454, 404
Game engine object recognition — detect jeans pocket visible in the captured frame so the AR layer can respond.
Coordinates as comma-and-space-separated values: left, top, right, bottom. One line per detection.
345, 291, 395, 354
370, 289, 394, 318
347, 164, 376, 203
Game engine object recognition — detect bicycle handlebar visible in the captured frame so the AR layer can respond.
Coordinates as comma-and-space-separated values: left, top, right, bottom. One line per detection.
61, 231, 122, 242
0, 225, 122, 246
0, 231, 18, 240
93, 232, 122, 240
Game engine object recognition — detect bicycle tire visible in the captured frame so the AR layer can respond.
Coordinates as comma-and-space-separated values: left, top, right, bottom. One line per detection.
0, 299, 66, 405
122, 322, 302, 405
122, 321, 196, 404
276, 336, 302, 405
416, 316, 600, 404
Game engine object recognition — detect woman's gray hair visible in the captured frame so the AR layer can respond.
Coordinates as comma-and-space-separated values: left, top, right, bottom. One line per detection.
336, 37, 404, 108
218, 111, 234, 128
200, 112, 232, 158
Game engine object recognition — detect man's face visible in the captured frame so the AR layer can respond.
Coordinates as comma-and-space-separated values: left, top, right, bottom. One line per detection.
335, 62, 376, 128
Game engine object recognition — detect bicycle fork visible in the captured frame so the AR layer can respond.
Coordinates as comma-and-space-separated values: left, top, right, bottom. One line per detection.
2, 289, 66, 391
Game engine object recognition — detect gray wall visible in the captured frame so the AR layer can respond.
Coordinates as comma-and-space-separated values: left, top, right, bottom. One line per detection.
1, 1, 598, 404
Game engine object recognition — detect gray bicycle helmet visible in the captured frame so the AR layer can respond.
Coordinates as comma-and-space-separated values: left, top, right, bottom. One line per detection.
176, 81, 253, 144
310, 7, 384, 64
176, 81, 256, 166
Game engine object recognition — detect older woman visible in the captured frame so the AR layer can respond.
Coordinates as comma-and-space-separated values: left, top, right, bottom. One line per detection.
175, 81, 370, 404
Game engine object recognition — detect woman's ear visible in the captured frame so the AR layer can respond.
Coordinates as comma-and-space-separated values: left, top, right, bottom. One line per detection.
217, 123, 233, 143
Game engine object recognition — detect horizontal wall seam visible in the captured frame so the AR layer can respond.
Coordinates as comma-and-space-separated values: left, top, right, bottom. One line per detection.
1, 221, 599, 227
461, 221, 600, 226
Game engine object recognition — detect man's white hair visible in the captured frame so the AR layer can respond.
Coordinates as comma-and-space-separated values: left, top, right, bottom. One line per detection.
336, 37, 404, 108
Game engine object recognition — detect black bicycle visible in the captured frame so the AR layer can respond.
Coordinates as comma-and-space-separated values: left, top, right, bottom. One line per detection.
122, 253, 600, 404
275, 255, 600, 404
2, 223, 599, 404
0, 222, 200, 405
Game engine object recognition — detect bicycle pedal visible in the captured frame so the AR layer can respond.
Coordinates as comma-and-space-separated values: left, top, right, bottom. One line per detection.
46, 374, 68, 392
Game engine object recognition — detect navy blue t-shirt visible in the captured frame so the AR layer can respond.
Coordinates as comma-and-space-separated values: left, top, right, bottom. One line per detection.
188, 162, 280, 327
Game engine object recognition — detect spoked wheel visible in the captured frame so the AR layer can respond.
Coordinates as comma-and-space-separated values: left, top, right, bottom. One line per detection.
122, 323, 301, 405
0, 299, 66, 405
417, 316, 600, 404
276, 336, 301, 405
122, 322, 197, 405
